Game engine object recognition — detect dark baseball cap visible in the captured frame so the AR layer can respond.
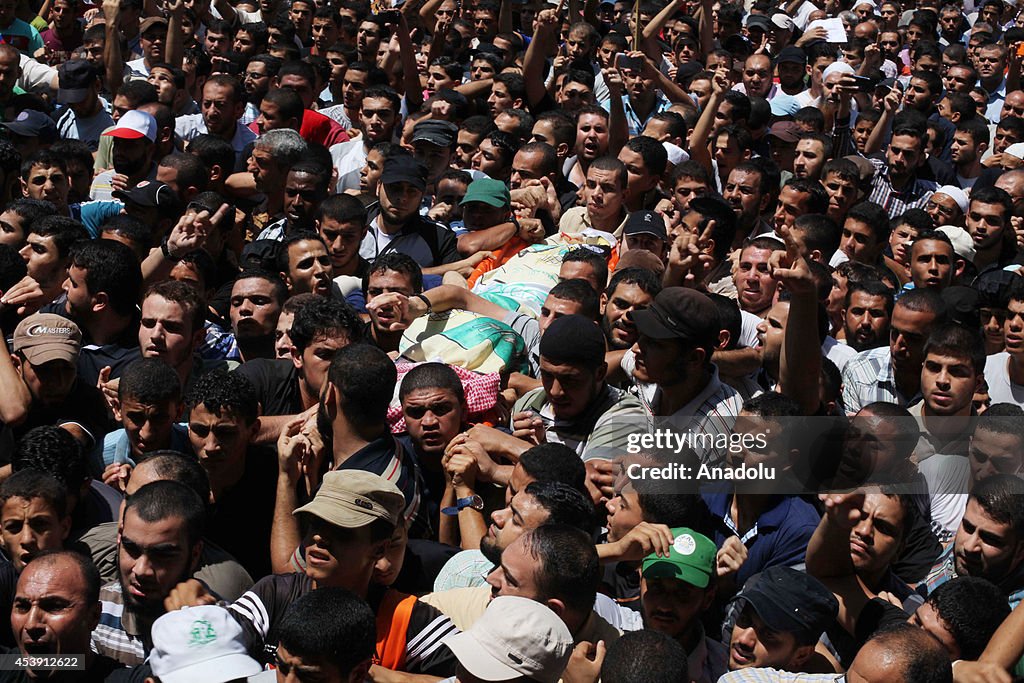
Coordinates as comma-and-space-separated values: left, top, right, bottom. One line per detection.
629, 287, 719, 342
768, 121, 801, 143
113, 180, 179, 212
57, 59, 97, 104
411, 119, 458, 148
623, 210, 667, 241
381, 154, 428, 192
0, 110, 57, 142
734, 566, 838, 636
745, 14, 772, 32
775, 45, 807, 65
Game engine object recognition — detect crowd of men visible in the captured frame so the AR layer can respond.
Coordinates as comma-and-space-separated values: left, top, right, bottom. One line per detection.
1, 0, 1024, 679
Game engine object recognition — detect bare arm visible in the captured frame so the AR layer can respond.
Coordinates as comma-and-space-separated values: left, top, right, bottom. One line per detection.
523, 7, 560, 110
0, 330, 31, 426
164, 0, 184, 70
456, 222, 517, 256
865, 87, 902, 155
978, 600, 1024, 669
698, 0, 714, 61
688, 67, 730, 176
453, 77, 494, 98
713, 348, 762, 378
211, 0, 237, 25
102, 0, 123, 96
270, 418, 308, 574
604, 66, 628, 156
774, 227, 821, 414
395, 16, 424, 112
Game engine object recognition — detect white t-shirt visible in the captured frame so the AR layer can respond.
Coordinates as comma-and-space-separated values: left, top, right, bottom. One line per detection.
984, 352, 1024, 406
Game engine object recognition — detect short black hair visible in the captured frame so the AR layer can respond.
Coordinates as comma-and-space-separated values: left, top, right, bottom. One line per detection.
601, 629, 690, 683
518, 443, 587, 494
847, 201, 893, 244
133, 450, 211, 505
186, 370, 258, 426
0, 469, 67, 518
13, 426, 87, 486
926, 577, 1010, 660
524, 480, 596, 535
562, 247, 609, 289
289, 296, 363, 353
125, 480, 206, 548
520, 524, 600, 616
364, 252, 423, 295
33, 215, 88, 258
549, 278, 602, 320
398, 362, 465, 405
69, 239, 142, 316
118, 358, 182, 404
276, 588, 376, 675
326, 344, 396, 426
970, 473, 1024, 537
606, 267, 661, 299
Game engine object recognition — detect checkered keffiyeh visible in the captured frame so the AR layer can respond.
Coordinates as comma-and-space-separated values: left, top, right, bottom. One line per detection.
387, 361, 501, 432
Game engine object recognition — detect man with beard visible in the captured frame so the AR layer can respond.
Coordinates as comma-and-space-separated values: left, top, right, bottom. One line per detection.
240, 54, 278, 124
229, 270, 287, 363
867, 122, 938, 219
363, 154, 460, 272
925, 473, 1024, 608
7, 551, 123, 681
723, 163, 774, 247
842, 288, 947, 413
843, 280, 894, 353
175, 76, 256, 156
951, 118, 990, 191
257, 162, 331, 241
91, 480, 205, 666
637, 527, 727, 681
512, 315, 646, 462
90, 110, 158, 201
247, 129, 308, 235
602, 268, 660, 351
332, 85, 401, 193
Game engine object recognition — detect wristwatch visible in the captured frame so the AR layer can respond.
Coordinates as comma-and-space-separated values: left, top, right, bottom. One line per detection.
441, 494, 484, 516
413, 293, 432, 315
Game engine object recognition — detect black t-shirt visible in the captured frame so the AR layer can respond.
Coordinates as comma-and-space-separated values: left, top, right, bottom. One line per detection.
233, 358, 303, 417
205, 444, 279, 579
38, 299, 141, 388
0, 380, 112, 466
229, 574, 459, 676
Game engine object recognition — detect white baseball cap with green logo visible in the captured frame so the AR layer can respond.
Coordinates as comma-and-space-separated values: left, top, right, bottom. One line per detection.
149, 605, 263, 683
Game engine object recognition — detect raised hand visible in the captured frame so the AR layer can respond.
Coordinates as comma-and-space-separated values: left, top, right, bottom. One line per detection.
769, 225, 816, 296
819, 490, 867, 530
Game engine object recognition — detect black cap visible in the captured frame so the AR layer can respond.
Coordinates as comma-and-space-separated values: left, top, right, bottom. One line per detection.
0, 110, 57, 142
56, 59, 97, 104
472, 42, 504, 57
411, 119, 458, 148
241, 239, 282, 270
629, 287, 719, 342
112, 180, 179, 212
775, 45, 807, 65
539, 314, 607, 367
689, 195, 737, 243
675, 61, 703, 85
746, 14, 771, 32
623, 210, 667, 241
735, 566, 838, 636
381, 154, 428, 192
723, 34, 753, 56
941, 286, 982, 329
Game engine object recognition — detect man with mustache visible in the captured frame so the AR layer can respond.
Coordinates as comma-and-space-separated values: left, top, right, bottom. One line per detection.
91, 480, 205, 666
9, 550, 123, 681
601, 267, 660, 352
638, 527, 727, 682
920, 473, 1024, 616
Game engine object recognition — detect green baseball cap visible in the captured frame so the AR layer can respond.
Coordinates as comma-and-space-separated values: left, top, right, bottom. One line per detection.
460, 178, 510, 208
641, 527, 716, 588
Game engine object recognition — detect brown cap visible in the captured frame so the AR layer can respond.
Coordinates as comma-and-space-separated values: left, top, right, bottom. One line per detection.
12, 314, 82, 365
294, 470, 405, 528
139, 16, 168, 34
767, 121, 801, 143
